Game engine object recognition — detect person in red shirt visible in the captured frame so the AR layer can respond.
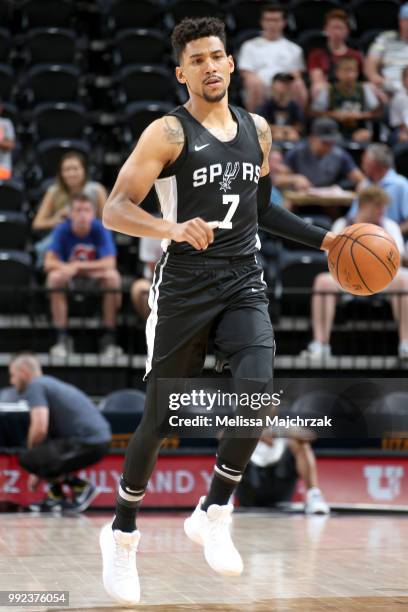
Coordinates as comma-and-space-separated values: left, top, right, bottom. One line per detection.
307, 9, 363, 98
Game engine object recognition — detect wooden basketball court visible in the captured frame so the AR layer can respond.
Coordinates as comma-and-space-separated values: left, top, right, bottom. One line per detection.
0, 511, 407, 611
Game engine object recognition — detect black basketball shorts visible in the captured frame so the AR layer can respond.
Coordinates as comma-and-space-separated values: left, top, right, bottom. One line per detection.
144, 251, 274, 379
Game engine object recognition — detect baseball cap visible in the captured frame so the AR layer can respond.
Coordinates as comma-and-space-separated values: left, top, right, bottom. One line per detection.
272, 72, 294, 82
311, 117, 341, 143
400, 3, 408, 18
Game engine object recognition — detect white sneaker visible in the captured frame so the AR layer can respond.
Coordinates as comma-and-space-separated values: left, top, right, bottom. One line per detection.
50, 337, 73, 358
100, 343, 123, 359
300, 341, 331, 361
184, 496, 243, 576
398, 341, 408, 360
304, 488, 330, 515
100, 523, 141, 606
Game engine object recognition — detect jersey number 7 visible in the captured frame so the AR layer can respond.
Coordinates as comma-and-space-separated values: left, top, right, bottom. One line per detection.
218, 195, 239, 230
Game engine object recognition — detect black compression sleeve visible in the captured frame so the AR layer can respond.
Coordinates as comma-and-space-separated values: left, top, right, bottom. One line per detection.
257, 175, 328, 250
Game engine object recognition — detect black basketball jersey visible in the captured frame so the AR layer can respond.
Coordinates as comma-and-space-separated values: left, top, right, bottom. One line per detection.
154, 104, 263, 257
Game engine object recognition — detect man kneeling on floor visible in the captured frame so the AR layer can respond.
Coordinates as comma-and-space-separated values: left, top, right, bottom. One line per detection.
9, 353, 111, 512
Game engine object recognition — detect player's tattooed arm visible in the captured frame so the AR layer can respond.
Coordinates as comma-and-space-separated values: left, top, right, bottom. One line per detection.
250, 113, 272, 176
163, 115, 185, 145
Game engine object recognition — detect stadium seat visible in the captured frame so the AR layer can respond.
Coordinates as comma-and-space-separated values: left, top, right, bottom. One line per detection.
357, 29, 383, 53
394, 142, 408, 179
0, 251, 33, 313
350, 0, 400, 35
0, 29, 11, 63
0, 213, 28, 249
32, 103, 87, 141
295, 29, 327, 57
125, 101, 174, 140
0, 180, 24, 212
117, 65, 176, 104
275, 249, 328, 315
35, 139, 90, 180
2, 102, 17, 126
166, 0, 225, 25
100, 388, 146, 413
289, 0, 340, 33
24, 28, 77, 65
231, 29, 261, 54
114, 29, 170, 66
108, 0, 162, 30
228, 0, 266, 32
0, 64, 14, 102
24, 64, 80, 105
21, 0, 74, 28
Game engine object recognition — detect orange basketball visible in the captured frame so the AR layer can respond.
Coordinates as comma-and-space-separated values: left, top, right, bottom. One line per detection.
327, 223, 400, 296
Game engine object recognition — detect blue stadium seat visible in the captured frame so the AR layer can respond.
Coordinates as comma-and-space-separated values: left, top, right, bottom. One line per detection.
100, 389, 146, 413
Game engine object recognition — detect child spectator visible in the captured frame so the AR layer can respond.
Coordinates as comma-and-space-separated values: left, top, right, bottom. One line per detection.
257, 73, 305, 142
308, 9, 363, 98
311, 56, 381, 143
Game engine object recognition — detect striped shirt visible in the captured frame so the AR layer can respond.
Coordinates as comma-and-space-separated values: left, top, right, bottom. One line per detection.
368, 31, 408, 93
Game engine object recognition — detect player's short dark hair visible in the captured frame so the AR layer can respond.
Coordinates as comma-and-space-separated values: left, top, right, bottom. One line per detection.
261, 3, 286, 18
171, 17, 227, 62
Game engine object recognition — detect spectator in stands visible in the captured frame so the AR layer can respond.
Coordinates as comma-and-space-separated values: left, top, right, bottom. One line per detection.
45, 193, 122, 359
389, 65, 408, 144
348, 144, 408, 235
301, 186, 408, 361
285, 117, 365, 189
0, 98, 15, 179
9, 353, 111, 513
365, 3, 408, 96
269, 145, 313, 209
236, 430, 329, 514
257, 73, 305, 143
307, 9, 363, 98
238, 3, 307, 111
131, 236, 162, 321
33, 152, 107, 231
311, 56, 381, 144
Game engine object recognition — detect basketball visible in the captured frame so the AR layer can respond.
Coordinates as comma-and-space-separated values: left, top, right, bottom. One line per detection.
327, 223, 400, 296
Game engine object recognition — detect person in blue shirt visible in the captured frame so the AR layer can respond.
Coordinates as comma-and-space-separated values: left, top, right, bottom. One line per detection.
347, 144, 408, 235
45, 193, 122, 358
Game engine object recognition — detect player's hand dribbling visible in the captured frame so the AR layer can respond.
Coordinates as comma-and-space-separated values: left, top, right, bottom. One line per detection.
170, 217, 218, 250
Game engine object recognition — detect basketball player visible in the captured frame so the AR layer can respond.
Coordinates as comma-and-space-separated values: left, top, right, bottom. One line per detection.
100, 17, 335, 605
